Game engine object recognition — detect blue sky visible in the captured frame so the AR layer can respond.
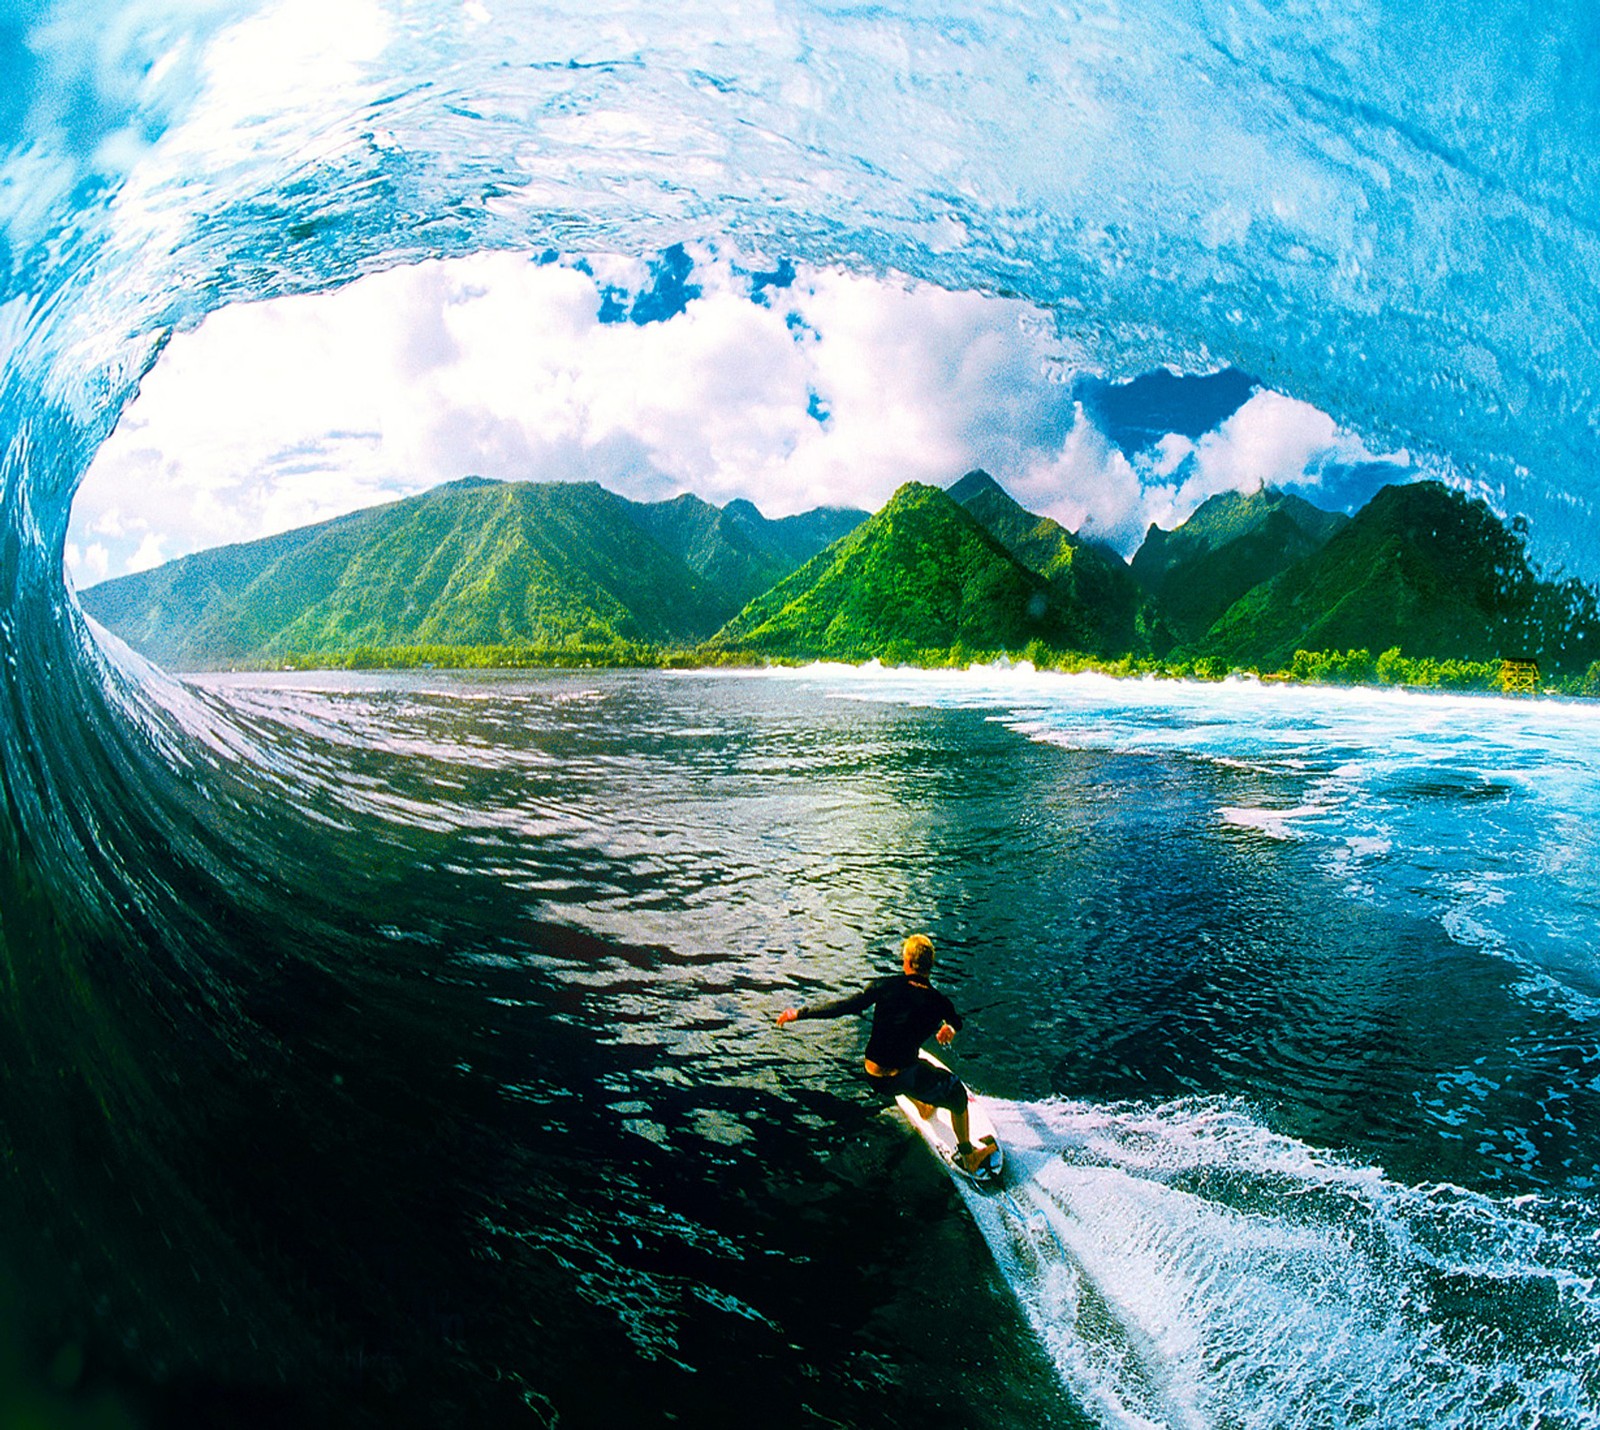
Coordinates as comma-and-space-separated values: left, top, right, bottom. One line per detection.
67, 243, 1418, 585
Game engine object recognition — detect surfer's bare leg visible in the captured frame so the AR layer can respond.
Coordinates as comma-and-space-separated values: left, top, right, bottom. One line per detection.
952, 1107, 996, 1172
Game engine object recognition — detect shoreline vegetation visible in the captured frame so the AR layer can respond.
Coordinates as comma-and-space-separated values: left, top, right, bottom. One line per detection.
245, 641, 1600, 698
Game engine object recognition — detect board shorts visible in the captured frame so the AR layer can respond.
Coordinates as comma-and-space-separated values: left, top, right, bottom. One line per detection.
865, 1059, 968, 1113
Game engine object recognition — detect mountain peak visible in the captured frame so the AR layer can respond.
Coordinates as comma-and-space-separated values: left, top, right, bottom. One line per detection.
1186, 478, 1600, 670
660, 490, 717, 513
709, 478, 1070, 658
946, 469, 1006, 504
948, 470, 1158, 655
1130, 484, 1349, 641
882, 479, 945, 508
1163, 485, 1344, 547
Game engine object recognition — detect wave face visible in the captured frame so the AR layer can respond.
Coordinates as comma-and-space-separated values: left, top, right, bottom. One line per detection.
3, 3, 1600, 1425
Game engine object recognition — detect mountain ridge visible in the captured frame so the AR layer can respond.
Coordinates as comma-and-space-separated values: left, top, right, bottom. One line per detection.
1131, 486, 1349, 641
947, 469, 1164, 656
706, 481, 1078, 658
1184, 480, 1600, 673
79, 470, 1600, 683
80, 478, 868, 668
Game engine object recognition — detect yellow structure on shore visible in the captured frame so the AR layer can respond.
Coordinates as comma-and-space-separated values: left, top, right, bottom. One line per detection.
1500, 658, 1540, 695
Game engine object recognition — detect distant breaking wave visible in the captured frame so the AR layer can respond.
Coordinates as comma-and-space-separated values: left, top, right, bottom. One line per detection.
789, 659, 1600, 1020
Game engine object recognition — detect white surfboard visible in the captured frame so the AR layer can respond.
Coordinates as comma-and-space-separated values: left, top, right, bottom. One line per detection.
894, 1048, 1004, 1187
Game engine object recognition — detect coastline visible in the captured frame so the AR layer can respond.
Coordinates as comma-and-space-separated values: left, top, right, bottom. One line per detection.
193, 641, 1599, 699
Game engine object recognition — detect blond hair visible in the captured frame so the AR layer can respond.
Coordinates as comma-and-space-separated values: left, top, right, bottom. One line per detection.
901, 933, 935, 975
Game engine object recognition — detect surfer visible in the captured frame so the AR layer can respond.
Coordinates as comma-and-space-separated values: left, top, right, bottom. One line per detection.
776, 934, 997, 1174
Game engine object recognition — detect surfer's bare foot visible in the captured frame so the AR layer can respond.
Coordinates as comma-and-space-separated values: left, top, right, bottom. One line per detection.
910, 1099, 935, 1119
957, 1139, 996, 1173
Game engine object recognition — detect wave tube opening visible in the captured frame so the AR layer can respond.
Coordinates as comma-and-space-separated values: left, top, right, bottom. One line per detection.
4, 2, 1600, 1427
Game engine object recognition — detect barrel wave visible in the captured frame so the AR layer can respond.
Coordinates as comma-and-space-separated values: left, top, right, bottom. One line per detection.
3, 3, 1600, 1427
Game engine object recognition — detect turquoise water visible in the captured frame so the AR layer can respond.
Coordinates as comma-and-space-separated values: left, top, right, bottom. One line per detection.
48, 657, 1595, 1426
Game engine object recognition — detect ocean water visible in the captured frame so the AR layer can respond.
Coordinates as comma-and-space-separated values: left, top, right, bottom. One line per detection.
4, 2, 1600, 1426
18, 653, 1597, 1427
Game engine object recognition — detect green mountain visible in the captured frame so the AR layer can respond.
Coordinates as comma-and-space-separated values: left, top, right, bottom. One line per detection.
82, 466, 1599, 683
627, 492, 867, 614
721, 499, 867, 568
706, 481, 1082, 659
947, 469, 1163, 655
77, 517, 349, 662
1188, 480, 1600, 673
620, 492, 789, 614
80, 478, 862, 668
1130, 486, 1348, 641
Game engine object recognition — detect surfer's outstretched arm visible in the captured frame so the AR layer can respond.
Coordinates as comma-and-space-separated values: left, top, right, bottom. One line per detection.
776, 980, 887, 1027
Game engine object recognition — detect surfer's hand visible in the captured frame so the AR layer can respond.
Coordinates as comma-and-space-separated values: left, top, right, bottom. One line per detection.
935, 1022, 955, 1045
776, 1008, 798, 1027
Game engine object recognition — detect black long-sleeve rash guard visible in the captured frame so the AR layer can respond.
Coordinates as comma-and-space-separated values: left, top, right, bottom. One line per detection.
795, 975, 963, 1070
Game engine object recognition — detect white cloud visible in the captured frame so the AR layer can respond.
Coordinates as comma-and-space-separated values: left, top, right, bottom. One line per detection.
126, 533, 167, 573
782, 271, 1057, 512
71, 250, 1081, 573
1182, 389, 1359, 503
1013, 404, 1149, 549
1149, 432, 1194, 479
67, 246, 1412, 585
63, 542, 110, 587
1117, 388, 1411, 548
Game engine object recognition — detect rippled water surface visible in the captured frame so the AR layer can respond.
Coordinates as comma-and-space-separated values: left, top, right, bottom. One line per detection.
109, 662, 1596, 1428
